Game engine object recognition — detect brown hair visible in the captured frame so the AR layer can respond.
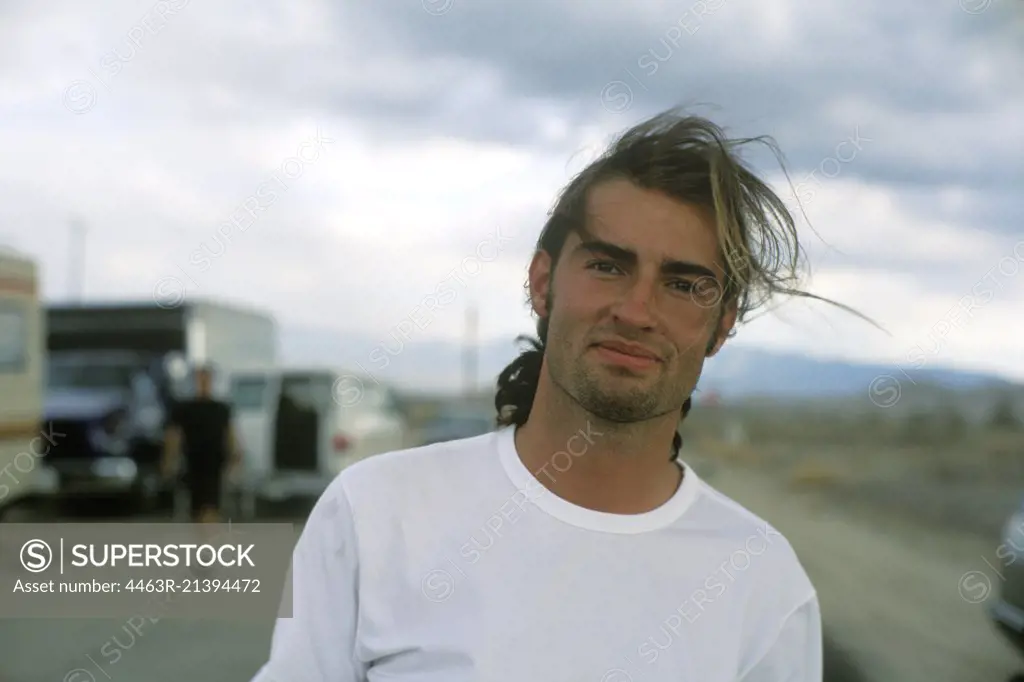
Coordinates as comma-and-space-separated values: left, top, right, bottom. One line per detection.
495, 108, 869, 456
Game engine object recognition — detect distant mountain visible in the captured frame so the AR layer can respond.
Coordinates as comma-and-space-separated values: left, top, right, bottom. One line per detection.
696, 346, 1015, 399
279, 325, 1020, 404
695, 346, 1023, 421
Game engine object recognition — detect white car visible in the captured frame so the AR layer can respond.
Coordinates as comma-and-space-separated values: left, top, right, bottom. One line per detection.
227, 366, 409, 514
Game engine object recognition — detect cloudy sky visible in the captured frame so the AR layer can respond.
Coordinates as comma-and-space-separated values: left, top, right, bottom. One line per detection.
2, 0, 1023, 385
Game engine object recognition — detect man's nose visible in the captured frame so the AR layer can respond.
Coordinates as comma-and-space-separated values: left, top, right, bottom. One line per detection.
612, 281, 656, 329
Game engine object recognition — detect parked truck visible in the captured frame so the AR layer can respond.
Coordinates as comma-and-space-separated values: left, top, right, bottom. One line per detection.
0, 246, 46, 519
41, 299, 277, 512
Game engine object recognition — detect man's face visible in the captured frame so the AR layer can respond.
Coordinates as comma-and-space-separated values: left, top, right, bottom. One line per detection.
195, 371, 212, 397
529, 178, 736, 423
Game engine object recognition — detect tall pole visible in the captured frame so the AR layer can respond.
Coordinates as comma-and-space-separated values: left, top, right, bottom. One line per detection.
68, 218, 87, 302
463, 303, 478, 398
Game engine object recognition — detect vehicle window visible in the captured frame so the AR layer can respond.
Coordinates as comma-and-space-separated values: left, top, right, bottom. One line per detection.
131, 372, 159, 403
47, 359, 139, 389
436, 414, 493, 431
358, 385, 386, 410
0, 301, 27, 373
349, 384, 406, 416
280, 373, 334, 411
381, 388, 402, 415
230, 376, 268, 410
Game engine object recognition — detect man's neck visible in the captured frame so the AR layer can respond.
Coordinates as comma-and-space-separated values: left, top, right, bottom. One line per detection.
514, 368, 683, 515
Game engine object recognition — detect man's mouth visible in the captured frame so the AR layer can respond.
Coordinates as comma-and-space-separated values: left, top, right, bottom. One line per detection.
593, 340, 661, 361
592, 340, 662, 368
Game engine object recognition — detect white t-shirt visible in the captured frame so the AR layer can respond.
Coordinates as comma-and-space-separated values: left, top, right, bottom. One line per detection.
252, 426, 822, 681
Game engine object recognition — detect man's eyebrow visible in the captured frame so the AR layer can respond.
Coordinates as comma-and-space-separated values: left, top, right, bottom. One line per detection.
575, 239, 636, 263
575, 238, 719, 282
661, 259, 718, 281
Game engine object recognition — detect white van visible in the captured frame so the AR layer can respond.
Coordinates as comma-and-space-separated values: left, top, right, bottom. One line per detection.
228, 367, 409, 510
0, 247, 48, 518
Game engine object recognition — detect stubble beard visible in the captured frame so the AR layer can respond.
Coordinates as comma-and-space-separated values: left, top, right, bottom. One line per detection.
541, 292, 704, 425
548, 341, 674, 424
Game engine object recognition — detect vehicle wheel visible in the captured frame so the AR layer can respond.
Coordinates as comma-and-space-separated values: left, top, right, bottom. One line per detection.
237, 487, 258, 521
156, 486, 175, 512
0, 496, 46, 522
60, 497, 96, 517
131, 474, 161, 515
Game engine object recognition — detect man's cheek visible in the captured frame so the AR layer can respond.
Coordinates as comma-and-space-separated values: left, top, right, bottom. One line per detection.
673, 331, 714, 362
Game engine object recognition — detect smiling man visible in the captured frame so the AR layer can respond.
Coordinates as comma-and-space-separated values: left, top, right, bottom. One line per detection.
253, 110, 829, 681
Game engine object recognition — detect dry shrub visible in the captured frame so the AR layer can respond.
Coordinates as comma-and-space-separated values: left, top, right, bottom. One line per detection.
697, 437, 760, 466
976, 431, 1024, 478
788, 460, 848, 489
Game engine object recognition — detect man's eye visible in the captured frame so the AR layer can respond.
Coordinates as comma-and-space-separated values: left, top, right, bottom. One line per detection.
690, 279, 723, 306
587, 260, 621, 274
669, 279, 695, 292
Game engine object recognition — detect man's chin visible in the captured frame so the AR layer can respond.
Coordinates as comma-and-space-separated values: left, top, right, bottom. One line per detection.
581, 385, 652, 415
585, 401, 658, 424
594, 364, 661, 386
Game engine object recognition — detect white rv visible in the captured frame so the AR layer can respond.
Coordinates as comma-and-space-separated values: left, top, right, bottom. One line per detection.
0, 247, 48, 518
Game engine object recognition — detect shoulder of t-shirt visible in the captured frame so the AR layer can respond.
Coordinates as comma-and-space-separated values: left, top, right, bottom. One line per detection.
305, 431, 500, 549
337, 431, 500, 496
689, 477, 788, 542
687, 483, 819, 672
316, 431, 499, 511
736, 592, 821, 681
687, 477, 815, 594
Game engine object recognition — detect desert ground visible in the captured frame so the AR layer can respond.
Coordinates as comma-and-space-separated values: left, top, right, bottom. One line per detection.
1, 425, 1023, 681
704, 454, 1022, 681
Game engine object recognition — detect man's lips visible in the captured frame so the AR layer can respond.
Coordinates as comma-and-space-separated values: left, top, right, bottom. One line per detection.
592, 340, 662, 362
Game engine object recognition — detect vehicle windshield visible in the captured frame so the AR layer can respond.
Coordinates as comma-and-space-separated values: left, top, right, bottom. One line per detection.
46, 358, 141, 390
230, 376, 269, 410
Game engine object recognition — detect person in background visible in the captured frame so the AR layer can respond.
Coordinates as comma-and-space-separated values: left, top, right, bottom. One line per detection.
162, 364, 240, 523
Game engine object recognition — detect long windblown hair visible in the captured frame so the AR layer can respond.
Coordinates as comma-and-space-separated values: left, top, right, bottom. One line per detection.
495, 108, 868, 457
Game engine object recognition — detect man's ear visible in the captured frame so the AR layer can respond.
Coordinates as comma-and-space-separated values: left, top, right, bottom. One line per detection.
528, 250, 552, 319
705, 301, 738, 358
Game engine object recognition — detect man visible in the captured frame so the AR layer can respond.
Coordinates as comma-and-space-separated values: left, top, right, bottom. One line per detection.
162, 365, 240, 523
253, 110, 830, 681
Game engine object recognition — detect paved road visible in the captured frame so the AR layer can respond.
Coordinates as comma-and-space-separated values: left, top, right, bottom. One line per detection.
0, 618, 274, 682
0, 619, 864, 682
0, 500, 299, 682
4, 467, 980, 682
710, 465, 1023, 682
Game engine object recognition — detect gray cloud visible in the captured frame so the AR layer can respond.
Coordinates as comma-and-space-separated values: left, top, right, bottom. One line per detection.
2, 0, 1022, 383
123, 0, 1017, 239
25, 1, 1021, 193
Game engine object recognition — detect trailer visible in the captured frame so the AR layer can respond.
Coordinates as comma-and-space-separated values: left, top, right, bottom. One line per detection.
41, 299, 277, 512
0, 247, 46, 519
